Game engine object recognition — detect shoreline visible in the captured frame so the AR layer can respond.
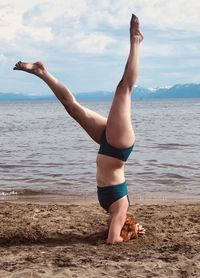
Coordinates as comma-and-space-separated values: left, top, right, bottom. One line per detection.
0, 201, 199, 277
0, 192, 199, 205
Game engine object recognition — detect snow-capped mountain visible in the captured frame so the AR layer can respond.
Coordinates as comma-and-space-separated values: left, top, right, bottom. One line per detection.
0, 83, 199, 101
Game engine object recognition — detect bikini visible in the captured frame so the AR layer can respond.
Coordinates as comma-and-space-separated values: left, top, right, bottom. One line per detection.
97, 129, 134, 211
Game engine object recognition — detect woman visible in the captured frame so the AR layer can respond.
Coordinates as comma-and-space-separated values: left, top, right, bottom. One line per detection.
14, 14, 145, 244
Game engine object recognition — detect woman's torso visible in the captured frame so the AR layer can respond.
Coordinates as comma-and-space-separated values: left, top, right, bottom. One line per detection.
96, 153, 125, 187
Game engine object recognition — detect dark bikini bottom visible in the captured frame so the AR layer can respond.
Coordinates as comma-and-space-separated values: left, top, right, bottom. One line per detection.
97, 181, 130, 212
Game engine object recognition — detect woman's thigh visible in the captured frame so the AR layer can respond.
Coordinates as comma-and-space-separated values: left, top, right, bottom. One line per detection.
105, 83, 135, 148
69, 102, 107, 144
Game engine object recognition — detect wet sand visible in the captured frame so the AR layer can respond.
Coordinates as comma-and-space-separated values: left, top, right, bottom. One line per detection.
0, 201, 199, 278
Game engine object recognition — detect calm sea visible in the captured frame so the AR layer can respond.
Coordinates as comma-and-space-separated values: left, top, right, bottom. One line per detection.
0, 99, 199, 203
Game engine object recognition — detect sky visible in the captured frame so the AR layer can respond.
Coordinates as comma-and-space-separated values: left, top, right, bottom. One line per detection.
0, 0, 200, 95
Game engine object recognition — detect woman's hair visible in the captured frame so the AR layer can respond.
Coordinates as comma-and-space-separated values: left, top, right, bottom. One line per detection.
120, 215, 138, 242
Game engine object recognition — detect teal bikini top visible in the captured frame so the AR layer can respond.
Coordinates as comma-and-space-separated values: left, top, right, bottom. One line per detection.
98, 130, 134, 161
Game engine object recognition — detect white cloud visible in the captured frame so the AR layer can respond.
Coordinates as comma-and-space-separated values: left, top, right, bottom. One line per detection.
20, 26, 53, 42
74, 33, 116, 54
0, 1, 53, 42
0, 0, 200, 55
0, 0, 199, 92
136, 0, 200, 32
23, 0, 87, 24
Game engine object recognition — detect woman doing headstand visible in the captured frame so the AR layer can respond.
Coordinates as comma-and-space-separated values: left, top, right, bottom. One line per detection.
14, 14, 145, 244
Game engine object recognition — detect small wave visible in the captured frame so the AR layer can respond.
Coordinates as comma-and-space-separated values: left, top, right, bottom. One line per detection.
19, 189, 54, 195
165, 173, 190, 180
153, 179, 180, 185
147, 159, 158, 163
0, 164, 33, 169
162, 163, 197, 170
44, 163, 65, 166
137, 171, 156, 175
153, 143, 191, 150
0, 190, 18, 196
26, 178, 52, 184
0, 189, 54, 196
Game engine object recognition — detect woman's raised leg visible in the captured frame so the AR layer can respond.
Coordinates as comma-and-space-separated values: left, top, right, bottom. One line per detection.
13, 61, 107, 143
106, 14, 143, 148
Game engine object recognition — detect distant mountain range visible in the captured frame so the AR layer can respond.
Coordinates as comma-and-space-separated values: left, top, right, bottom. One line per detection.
0, 83, 199, 101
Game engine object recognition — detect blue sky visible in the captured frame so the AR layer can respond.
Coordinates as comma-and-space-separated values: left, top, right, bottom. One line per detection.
0, 0, 199, 95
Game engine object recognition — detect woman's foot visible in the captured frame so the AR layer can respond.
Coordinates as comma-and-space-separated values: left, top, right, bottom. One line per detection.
130, 14, 144, 43
13, 61, 46, 77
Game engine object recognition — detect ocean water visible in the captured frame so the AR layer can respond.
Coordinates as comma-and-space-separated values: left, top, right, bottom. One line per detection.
0, 99, 199, 203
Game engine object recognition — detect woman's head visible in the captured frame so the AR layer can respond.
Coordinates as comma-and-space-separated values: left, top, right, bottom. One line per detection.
120, 215, 138, 242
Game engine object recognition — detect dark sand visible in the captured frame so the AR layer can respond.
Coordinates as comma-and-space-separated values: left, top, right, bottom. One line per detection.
0, 202, 199, 278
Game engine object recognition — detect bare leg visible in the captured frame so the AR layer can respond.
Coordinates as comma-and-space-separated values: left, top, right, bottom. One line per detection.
106, 14, 144, 244
13, 61, 107, 143
106, 14, 143, 148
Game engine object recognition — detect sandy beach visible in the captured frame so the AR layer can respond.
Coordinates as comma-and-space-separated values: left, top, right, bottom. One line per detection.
0, 201, 199, 278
